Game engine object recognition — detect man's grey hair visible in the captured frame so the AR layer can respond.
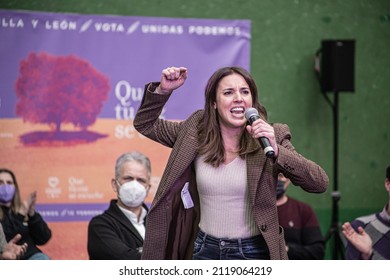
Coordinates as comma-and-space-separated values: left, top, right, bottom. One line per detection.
115, 151, 151, 180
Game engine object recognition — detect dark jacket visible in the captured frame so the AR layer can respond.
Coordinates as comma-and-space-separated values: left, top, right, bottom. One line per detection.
87, 199, 148, 260
277, 196, 325, 259
134, 82, 329, 260
0, 205, 52, 260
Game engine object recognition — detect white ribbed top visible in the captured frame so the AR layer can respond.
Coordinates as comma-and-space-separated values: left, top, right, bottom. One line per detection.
195, 155, 260, 238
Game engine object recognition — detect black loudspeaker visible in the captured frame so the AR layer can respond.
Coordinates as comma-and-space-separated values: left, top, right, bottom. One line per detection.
320, 39, 355, 93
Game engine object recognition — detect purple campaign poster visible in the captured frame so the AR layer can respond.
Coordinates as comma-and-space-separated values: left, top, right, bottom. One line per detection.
0, 9, 250, 259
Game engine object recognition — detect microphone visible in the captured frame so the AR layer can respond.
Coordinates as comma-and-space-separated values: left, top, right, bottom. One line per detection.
244, 107, 275, 158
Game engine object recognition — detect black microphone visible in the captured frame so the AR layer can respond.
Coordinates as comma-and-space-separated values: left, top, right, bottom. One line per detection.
244, 107, 275, 158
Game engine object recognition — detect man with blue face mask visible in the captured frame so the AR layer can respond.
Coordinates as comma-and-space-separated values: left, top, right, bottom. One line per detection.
87, 151, 151, 260
276, 173, 325, 259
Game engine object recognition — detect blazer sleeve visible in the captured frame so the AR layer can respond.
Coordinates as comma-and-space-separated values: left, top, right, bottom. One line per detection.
134, 82, 183, 148
274, 123, 329, 193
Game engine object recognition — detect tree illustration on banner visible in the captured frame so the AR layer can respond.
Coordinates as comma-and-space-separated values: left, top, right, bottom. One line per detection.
15, 52, 110, 145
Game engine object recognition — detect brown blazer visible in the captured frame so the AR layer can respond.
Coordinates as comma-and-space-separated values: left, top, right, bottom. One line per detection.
134, 82, 329, 260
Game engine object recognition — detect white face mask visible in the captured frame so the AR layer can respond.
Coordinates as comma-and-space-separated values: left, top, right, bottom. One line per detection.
118, 180, 147, 208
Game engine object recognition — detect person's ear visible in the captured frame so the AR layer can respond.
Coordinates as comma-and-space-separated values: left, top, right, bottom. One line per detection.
111, 179, 118, 193
146, 184, 151, 194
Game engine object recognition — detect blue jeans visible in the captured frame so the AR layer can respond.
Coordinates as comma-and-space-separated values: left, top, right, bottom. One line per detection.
28, 252, 51, 260
192, 230, 270, 260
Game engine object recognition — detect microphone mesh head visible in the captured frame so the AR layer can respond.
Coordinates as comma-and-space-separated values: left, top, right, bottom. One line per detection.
244, 107, 258, 121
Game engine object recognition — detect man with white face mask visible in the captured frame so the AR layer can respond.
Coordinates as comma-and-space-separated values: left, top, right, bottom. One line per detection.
87, 151, 151, 260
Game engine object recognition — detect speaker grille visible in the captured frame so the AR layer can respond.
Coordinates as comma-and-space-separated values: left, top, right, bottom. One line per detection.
321, 40, 355, 93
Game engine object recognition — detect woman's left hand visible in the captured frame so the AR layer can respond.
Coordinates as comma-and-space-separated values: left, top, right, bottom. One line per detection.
18, 191, 37, 216
246, 118, 278, 157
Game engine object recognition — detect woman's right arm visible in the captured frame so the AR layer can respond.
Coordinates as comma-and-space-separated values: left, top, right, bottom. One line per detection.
134, 67, 188, 147
134, 82, 181, 147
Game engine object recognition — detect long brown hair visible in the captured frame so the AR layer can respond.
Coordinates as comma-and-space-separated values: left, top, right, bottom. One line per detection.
0, 168, 23, 220
197, 67, 267, 167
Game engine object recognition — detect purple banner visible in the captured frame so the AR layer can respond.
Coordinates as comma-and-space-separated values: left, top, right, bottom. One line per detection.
0, 10, 251, 121
35, 203, 108, 222
35, 202, 152, 222
0, 9, 250, 259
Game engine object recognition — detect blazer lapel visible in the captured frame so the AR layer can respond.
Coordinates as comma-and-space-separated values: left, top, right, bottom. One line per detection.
151, 123, 199, 208
246, 141, 266, 207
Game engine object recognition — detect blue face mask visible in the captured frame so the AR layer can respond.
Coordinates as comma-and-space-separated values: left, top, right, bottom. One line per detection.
276, 180, 285, 199
0, 184, 16, 203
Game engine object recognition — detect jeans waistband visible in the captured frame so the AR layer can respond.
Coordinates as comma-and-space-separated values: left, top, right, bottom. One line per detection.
197, 230, 267, 248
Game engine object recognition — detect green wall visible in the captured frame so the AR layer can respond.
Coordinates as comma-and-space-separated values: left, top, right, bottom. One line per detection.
1, 0, 389, 259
